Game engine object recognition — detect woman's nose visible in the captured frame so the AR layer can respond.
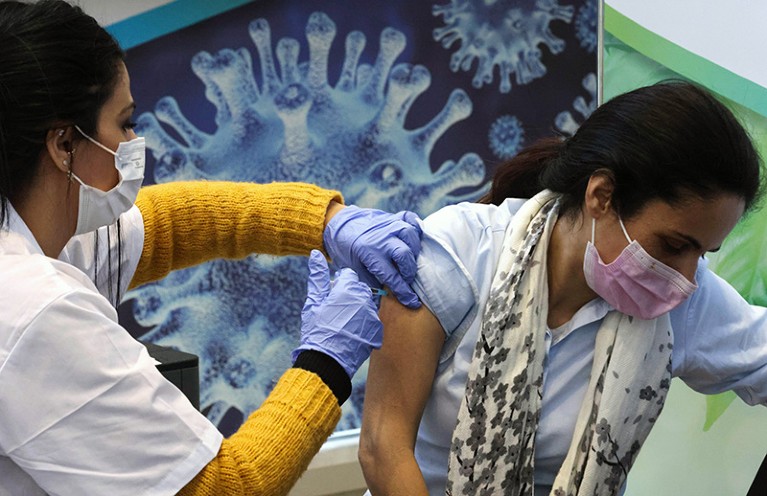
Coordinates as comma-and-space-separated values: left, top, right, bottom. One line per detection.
679, 256, 700, 284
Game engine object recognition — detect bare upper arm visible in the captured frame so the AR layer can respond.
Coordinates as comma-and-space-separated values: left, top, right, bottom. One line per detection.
361, 293, 445, 450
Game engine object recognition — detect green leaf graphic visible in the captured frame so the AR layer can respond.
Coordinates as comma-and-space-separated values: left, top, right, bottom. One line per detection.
605, 35, 767, 429
703, 392, 737, 431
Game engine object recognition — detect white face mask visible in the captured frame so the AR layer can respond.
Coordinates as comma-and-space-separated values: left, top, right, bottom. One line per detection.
71, 125, 145, 235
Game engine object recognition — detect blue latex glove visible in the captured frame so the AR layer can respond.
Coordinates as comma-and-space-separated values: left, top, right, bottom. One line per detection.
292, 250, 384, 378
323, 205, 422, 309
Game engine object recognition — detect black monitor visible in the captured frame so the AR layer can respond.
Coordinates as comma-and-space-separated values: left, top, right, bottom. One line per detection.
142, 341, 200, 410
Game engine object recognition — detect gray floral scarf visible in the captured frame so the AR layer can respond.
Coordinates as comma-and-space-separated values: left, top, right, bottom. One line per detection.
446, 191, 673, 496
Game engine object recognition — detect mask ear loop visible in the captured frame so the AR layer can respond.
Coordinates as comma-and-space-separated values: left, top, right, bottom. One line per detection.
74, 125, 117, 157
591, 217, 596, 243
617, 217, 633, 243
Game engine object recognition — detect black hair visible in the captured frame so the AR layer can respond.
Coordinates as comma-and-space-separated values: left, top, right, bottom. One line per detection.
0, 0, 127, 304
0, 0, 125, 225
480, 80, 763, 220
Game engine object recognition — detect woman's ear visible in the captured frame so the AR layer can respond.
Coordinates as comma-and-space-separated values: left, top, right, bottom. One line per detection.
45, 127, 74, 174
583, 170, 615, 220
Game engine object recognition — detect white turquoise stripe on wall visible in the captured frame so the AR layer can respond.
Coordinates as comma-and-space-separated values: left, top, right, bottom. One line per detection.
105, 0, 255, 50
604, 2, 767, 118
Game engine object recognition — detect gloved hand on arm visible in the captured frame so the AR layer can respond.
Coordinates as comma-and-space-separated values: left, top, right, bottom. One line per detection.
292, 250, 384, 378
323, 205, 422, 309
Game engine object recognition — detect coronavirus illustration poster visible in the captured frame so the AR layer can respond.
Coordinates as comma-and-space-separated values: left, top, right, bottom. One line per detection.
107, 0, 597, 437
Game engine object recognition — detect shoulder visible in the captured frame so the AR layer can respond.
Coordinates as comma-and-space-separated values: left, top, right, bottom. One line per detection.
420, 199, 526, 265
670, 259, 765, 371
0, 252, 100, 303
422, 198, 526, 264
423, 199, 526, 238
412, 199, 526, 346
670, 259, 752, 332
0, 253, 116, 358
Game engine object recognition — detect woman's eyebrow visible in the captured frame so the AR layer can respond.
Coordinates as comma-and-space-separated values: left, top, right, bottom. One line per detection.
671, 231, 702, 250
121, 102, 136, 114
671, 230, 721, 252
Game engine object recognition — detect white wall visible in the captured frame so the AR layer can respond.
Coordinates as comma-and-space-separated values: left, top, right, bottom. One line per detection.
72, 0, 172, 26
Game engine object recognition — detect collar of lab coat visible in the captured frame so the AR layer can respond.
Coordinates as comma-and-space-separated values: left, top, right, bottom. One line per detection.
0, 203, 46, 257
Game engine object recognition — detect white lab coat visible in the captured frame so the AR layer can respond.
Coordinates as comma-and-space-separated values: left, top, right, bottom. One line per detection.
0, 204, 222, 496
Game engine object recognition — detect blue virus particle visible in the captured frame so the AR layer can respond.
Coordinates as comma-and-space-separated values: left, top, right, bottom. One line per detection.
575, 0, 598, 53
432, 0, 575, 93
128, 12, 486, 432
488, 114, 525, 160
554, 72, 597, 136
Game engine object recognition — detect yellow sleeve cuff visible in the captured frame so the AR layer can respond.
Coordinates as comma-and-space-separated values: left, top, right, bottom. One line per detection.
178, 368, 341, 495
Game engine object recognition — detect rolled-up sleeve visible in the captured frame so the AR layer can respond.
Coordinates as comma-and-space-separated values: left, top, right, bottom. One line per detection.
412, 233, 475, 339
411, 199, 525, 363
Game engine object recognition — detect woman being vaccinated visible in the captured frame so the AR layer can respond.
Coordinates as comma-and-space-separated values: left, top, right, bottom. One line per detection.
359, 81, 767, 496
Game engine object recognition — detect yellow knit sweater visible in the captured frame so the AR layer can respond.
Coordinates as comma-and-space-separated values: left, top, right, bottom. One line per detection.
131, 181, 345, 495
130, 180, 342, 289
179, 369, 341, 496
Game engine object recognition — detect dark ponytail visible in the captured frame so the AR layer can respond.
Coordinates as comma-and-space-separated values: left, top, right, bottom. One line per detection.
479, 137, 564, 205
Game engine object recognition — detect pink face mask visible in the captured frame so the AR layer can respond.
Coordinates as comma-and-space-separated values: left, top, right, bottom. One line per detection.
583, 217, 698, 319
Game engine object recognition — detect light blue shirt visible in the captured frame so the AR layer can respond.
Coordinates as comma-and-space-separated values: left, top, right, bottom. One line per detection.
411, 199, 767, 495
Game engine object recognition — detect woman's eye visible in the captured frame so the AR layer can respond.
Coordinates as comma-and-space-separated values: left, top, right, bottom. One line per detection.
663, 240, 685, 254
123, 121, 137, 130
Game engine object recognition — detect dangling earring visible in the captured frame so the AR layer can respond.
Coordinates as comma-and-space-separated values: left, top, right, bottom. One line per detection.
65, 151, 74, 181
